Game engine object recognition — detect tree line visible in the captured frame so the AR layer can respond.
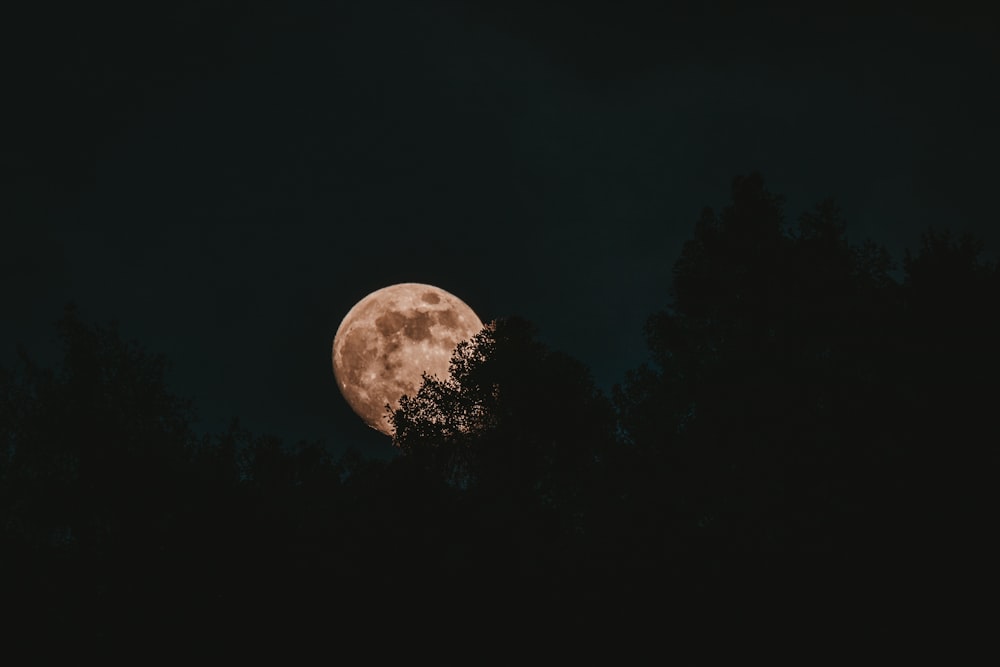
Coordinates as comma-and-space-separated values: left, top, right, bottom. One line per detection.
3, 173, 996, 649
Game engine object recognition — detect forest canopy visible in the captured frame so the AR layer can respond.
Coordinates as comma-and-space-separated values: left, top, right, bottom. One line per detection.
3, 174, 996, 648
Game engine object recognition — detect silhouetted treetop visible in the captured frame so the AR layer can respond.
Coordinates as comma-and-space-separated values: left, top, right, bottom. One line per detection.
3, 172, 999, 650
616, 172, 999, 553
390, 316, 616, 506
903, 228, 997, 327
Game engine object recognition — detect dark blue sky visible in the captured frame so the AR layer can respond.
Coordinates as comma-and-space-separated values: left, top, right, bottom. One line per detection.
5, 0, 998, 457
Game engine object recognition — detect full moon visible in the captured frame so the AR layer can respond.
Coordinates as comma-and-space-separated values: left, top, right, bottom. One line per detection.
332, 283, 484, 436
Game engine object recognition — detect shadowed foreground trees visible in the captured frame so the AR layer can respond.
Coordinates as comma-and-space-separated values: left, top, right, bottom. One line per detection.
391, 316, 617, 505
389, 316, 626, 600
1, 309, 602, 647
614, 174, 999, 560
0, 308, 360, 647
3, 175, 998, 649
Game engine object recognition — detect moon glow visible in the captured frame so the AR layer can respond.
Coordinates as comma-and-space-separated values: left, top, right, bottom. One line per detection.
332, 283, 484, 436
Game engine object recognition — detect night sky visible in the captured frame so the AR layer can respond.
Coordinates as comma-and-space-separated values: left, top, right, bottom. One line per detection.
6, 0, 998, 459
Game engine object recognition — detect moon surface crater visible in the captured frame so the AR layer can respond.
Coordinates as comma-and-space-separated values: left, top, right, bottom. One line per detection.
332, 283, 483, 436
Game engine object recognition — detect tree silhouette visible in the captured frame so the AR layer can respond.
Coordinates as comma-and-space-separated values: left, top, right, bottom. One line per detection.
389, 315, 621, 594
895, 228, 999, 549
0, 306, 351, 648
392, 316, 616, 505
1, 305, 197, 550
618, 175, 886, 549
1, 305, 202, 647
5, 176, 997, 648
615, 173, 999, 563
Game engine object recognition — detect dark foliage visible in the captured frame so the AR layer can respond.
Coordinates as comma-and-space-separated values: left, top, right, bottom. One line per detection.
3, 176, 997, 650
615, 174, 998, 573
392, 316, 616, 504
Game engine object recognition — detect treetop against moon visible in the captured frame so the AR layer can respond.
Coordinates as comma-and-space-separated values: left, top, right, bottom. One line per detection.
332, 283, 484, 436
